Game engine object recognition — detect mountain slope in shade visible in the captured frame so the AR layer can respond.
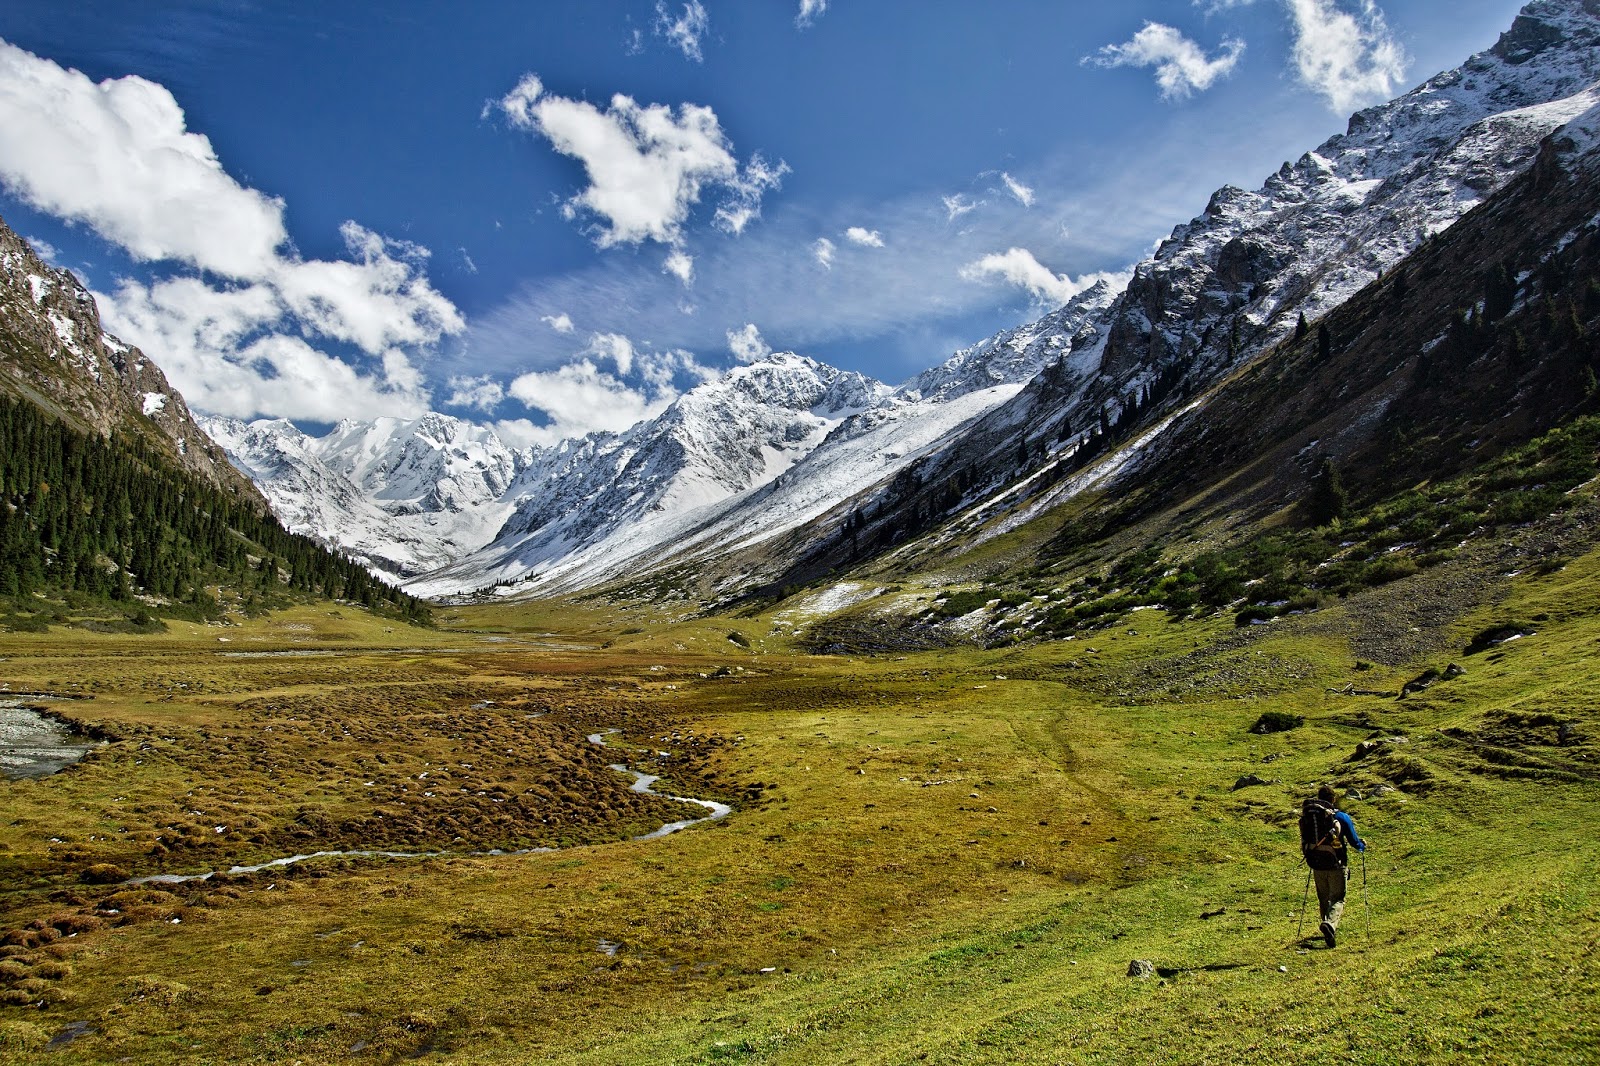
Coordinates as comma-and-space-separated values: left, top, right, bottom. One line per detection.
0, 215, 262, 503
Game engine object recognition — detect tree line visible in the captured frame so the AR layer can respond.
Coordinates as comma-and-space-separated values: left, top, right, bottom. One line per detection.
0, 395, 430, 624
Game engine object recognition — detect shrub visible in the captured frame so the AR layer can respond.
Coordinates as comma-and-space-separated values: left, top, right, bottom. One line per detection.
1251, 711, 1304, 734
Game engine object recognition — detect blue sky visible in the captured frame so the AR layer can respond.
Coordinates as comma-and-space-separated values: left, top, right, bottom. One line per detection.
0, 0, 1529, 445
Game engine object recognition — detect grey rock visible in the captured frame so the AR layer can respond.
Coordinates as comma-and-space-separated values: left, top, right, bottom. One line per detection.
1127, 959, 1156, 979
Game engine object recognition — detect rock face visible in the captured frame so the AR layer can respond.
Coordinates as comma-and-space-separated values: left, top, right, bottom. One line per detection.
0, 216, 260, 502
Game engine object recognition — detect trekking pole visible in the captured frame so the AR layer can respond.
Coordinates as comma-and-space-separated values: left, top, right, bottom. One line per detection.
1296, 868, 1312, 939
1362, 850, 1370, 939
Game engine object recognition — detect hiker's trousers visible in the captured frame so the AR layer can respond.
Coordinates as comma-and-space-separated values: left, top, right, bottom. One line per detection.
1314, 865, 1348, 930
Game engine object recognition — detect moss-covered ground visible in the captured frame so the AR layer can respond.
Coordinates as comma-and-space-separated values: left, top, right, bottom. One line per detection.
0, 547, 1597, 1063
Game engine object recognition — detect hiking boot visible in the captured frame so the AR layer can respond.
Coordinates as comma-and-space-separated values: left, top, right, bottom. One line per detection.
1320, 921, 1336, 948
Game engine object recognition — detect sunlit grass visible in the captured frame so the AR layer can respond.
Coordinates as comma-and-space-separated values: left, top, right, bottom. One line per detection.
1, 550, 1597, 1062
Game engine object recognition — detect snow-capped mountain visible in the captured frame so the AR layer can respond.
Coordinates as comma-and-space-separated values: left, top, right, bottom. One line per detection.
199, 413, 528, 578
410, 354, 893, 597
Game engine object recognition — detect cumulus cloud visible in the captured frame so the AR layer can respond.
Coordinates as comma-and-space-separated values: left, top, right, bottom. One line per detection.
507, 359, 670, 443
960, 247, 1127, 307
845, 226, 885, 248
502, 331, 719, 446
942, 194, 981, 222
727, 323, 772, 363
813, 237, 836, 269
796, 0, 828, 28
497, 73, 787, 251
1085, 22, 1245, 100
0, 40, 462, 422
540, 312, 575, 333
1286, 0, 1408, 113
0, 38, 286, 278
99, 276, 433, 421
654, 1, 710, 63
1000, 172, 1035, 208
445, 375, 505, 412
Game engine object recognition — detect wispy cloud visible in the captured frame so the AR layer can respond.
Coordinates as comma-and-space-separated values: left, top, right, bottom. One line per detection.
445, 375, 505, 412
654, 1, 710, 63
1285, 0, 1408, 113
960, 247, 1127, 307
845, 226, 884, 247
540, 312, 575, 333
942, 194, 981, 222
496, 74, 786, 252
1085, 22, 1245, 101
813, 236, 836, 268
0, 39, 461, 422
1000, 172, 1035, 207
796, 0, 828, 29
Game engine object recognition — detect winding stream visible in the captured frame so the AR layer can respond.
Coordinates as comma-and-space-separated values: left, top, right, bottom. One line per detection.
128, 728, 729, 886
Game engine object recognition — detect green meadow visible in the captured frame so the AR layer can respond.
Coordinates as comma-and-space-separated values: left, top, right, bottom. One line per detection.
0, 541, 1597, 1063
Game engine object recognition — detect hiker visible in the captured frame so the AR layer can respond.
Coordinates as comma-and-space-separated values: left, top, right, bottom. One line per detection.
1300, 784, 1365, 947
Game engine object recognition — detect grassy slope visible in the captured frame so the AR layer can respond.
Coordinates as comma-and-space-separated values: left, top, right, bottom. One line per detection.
0, 530, 1596, 1062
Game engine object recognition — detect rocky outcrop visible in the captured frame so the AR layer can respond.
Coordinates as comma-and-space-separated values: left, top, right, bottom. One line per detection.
0, 216, 261, 502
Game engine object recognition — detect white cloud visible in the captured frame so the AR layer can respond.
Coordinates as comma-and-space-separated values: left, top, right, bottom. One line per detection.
1286, 0, 1408, 114
654, 1, 710, 63
1194, 0, 1257, 12
540, 312, 575, 333
458, 248, 478, 274
942, 194, 981, 222
813, 236, 836, 269
845, 226, 884, 248
445, 375, 505, 412
269, 222, 461, 356
497, 73, 786, 250
0, 38, 286, 278
507, 359, 670, 444
663, 249, 696, 285
24, 235, 60, 263
585, 331, 637, 375
0, 41, 462, 423
727, 323, 771, 363
796, 0, 828, 28
960, 247, 1127, 307
502, 331, 718, 447
714, 154, 790, 236
98, 276, 432, 421
1085, 22, 1245, 101
1000, 172, 1035, 208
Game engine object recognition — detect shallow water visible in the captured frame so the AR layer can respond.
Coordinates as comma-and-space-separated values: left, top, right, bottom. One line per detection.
0, 700, 102, 779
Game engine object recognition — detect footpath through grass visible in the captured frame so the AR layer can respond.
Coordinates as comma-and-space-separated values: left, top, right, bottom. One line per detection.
0, 553, 1597, 1062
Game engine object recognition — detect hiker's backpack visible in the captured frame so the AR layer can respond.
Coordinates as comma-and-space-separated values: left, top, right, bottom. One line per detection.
1300, 799, 1345, 869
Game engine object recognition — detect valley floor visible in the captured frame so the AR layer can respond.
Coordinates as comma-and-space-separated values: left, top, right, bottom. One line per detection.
0, 553, 1597, 1064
